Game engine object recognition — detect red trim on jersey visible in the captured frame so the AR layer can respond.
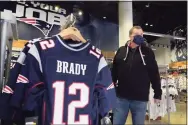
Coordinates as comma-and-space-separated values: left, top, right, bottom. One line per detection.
5, 85, 14, 93
89, 119, 92, 125
23, 82, 44, 107
2, 85, 14, 94
18, 74, 29, 82
11, 111, 16, 120
89, 50, 100, 58
94, 85, 106, 89
25, 82, 44, 98
106, 83, 114, 90
17, 77, 28, 83
43, 100, 46, 125
30, 82, 44, 89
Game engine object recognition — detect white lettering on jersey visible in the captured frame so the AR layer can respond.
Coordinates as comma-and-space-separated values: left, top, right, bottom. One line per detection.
56, 60, 87, 75
40, 39, 55, 50
68, 82, 89, 124
81, 64, 86, 75
69, 63, 74, 74
62, 61, 69, 73
75, 63, 80, 75
89, 46, 102, 59
52, 81, 89, 124
56, 60, 62, 73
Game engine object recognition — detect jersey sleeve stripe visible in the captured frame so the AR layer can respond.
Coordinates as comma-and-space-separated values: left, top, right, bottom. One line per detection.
2, 85, 14, 94
18, 74, 29, 82
98, 56, 108, 73
28, 45, 43, 72
2, 89, 10, 94
5, 85, 14, 93
2, 87, 13, 94
16, 74, 29, 83
106, 83, 115, 90
17, 77, 28, 83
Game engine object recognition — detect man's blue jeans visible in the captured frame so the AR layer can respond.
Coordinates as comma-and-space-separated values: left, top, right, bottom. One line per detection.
113, 97, 147, 125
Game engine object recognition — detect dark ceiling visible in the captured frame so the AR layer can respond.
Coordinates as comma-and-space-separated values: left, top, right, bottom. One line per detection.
47, 1, 187, 42
0, 1, 186, 42
133, 1, 187, 32
132, 1, 187, 42
50, 1, 187, 32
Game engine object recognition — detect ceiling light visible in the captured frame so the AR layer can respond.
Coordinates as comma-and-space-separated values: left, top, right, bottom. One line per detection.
55, 6, 59, 11
150, 24, 153, 27
145, 23, 148, 26
103, 16, 106, 19
44, 5, 49, 10
145, 4, 150, 7
78, 11, 83, 16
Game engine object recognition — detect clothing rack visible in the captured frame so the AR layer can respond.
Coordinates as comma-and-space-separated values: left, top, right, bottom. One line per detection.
0, 10, 18, 90
148, 65, 171, 125
0, 9, 18, 124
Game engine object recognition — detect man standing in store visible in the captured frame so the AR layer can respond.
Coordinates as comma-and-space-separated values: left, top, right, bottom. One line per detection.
112, 26, 162, 125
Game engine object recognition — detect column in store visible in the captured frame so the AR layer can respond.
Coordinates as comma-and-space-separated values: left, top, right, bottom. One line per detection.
118, 1, 133, 47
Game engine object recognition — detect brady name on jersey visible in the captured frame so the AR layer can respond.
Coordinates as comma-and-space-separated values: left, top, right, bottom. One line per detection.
56, 60, 87, 75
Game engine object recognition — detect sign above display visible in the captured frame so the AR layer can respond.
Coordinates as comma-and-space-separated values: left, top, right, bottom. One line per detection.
15, 1, 67, 25
4, 1, 68, 37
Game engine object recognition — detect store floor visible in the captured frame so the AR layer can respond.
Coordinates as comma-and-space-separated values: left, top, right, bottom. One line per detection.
125, 103, 187, 125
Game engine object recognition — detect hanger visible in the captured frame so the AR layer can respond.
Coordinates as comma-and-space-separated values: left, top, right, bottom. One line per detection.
59, 27, 86, 43
58, 13, 87, 43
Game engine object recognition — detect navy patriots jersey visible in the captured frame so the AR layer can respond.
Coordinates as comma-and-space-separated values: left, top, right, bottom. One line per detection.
0, 54, 20, 122
0, 38, 42, 122
11, 35, 116, 125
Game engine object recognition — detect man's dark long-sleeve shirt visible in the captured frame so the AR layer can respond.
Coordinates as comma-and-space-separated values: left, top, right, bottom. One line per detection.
112, 43, 162, 101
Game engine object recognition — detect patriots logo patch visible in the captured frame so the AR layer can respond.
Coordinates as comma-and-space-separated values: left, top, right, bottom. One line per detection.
18, 18, 54, 37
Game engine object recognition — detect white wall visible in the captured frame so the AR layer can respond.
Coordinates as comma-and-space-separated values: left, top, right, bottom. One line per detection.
151, 37, 171, 65
153, 46, 171, 65
152, 37, 171, 45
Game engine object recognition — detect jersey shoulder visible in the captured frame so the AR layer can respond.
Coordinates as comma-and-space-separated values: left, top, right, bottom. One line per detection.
33, 36, 57, 52
87, 45, 108, 71
87, 44, 103, 60
28, 37, 43, 44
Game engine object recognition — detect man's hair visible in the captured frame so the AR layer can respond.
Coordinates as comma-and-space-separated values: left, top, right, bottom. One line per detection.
129, 26, 143, 36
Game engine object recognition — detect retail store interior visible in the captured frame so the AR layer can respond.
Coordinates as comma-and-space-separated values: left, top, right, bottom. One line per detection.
0, 1, 187, 125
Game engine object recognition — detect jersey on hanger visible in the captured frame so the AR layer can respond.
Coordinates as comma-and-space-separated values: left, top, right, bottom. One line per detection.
10, 35, 116, 125
0, 38, 42, 122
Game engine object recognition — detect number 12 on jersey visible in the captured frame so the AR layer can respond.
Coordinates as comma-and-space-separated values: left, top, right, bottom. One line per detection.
52, 81, 90, 124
